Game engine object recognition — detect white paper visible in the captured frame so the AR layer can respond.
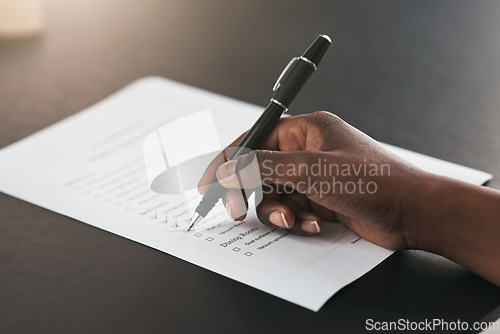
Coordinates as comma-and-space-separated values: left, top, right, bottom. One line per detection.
0, 77, 492, 311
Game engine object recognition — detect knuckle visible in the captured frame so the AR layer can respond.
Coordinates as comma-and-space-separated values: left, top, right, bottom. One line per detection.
305, 111, 348, 141
308, 110, 340, 122
312, 111, 344, 126
313, 110, 334, 119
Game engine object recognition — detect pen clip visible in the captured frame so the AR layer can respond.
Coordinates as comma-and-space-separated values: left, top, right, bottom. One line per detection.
273, 57, 299, 92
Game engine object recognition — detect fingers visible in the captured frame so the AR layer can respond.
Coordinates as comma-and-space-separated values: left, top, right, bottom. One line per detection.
256, 197, 295, 229
256, 193, 324, 235
281, 192, 323, 235
258, 111, 340, 151
291, 210, 323, 235
197, 111, 358, 228
222, 189, 248, 221
216, 151, 263, 189
198, 147, 230, 195
198, 132, 247, 194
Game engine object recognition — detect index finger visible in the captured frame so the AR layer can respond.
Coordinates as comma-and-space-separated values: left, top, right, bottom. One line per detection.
197, 132, 247, 194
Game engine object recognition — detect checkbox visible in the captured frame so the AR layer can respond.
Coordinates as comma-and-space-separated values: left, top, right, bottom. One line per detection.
194, 233, 202, 237
206, 237, 214, 241
232, 247, 241, 252
245, 252, 253, 256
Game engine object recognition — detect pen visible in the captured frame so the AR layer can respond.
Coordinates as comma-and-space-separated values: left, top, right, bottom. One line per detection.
187, 34, 332, 231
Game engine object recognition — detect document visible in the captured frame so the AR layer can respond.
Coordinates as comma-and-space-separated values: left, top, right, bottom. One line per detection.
0, 77, 492, 311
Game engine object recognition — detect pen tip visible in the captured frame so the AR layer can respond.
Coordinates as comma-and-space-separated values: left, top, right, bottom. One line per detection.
186, 212, 202, 231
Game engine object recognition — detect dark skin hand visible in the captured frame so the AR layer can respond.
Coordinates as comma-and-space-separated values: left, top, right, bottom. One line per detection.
198, 111, 500, 286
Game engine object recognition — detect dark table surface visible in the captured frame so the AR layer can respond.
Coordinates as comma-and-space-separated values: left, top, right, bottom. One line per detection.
1, 1, 499, 333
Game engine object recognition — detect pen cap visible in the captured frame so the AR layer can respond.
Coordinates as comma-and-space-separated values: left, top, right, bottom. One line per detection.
272, 35, 331, 108
302, 35, 331, 67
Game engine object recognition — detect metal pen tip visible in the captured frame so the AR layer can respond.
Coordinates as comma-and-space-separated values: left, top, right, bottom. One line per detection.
186, 212, 202, 231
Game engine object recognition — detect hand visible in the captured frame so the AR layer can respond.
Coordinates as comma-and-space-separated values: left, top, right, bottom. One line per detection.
198, 111, 429, 250
199, 111, 500, 285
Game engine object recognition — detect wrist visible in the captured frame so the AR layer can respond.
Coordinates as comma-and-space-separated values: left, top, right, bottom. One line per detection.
400, 172, 448, 254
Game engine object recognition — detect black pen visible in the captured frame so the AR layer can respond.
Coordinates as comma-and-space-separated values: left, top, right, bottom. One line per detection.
187, 34, 332, 231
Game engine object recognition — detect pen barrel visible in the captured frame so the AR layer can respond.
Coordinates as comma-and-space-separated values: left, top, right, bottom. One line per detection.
194, 35, 331, 221
230, 102, 285, 158
272, 59, 315, 108
196, 181, 225, 217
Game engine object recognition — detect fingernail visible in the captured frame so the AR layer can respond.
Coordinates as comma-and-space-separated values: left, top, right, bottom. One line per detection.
217, 160, 237, 186
269, 211, 289, 229
312, 220, 320, 233
281, 211, 290, 228
302, 220, 320, 234
226, 202, 233, 220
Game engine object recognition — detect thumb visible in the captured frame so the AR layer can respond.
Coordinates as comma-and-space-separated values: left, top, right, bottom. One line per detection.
216, 150, 326, 193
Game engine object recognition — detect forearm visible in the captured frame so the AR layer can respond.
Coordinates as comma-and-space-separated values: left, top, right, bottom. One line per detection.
406, 173, 500, 285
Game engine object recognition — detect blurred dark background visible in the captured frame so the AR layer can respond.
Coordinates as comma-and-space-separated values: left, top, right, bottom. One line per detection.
1, 0, 499, 187
0, 1, 499, 333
